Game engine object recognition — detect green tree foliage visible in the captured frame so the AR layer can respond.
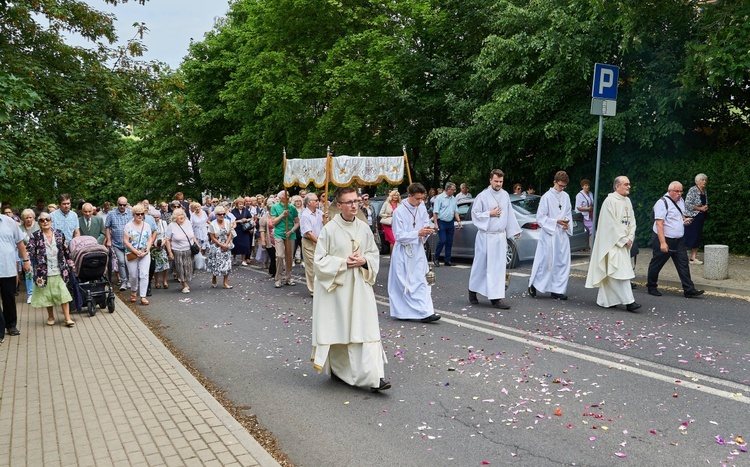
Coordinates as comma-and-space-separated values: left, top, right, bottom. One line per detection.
0, 0, 156, 205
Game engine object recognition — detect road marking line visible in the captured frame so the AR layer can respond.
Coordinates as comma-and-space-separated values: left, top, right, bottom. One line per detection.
374, 294, 750, 403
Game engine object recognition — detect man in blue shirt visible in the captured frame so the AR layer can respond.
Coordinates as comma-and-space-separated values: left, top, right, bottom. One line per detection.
50, 194, 80, 242
105, 197, 133, 290
432, 182, 463, 266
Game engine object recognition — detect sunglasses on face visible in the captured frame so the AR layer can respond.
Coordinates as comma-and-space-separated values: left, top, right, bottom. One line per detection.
39, 218, 51, 223
216, 213, 225, 216
134, 213, 145, 216
118, 203, 127, 207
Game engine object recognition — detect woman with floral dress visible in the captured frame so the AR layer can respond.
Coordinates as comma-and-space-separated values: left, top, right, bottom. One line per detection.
27, 213, 75, 327
207, 206, 235, 288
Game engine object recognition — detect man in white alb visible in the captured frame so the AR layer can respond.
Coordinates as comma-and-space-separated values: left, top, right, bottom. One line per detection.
468, 169, 522, 310
299, 192, 324, 296
388, 183, 440, 323
585, 176, 641, 312
528, 171, 573, 300
311, 187, 390, 392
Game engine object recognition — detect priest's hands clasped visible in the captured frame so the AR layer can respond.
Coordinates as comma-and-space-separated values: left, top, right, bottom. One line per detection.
346, 253, 366, 269
557, 218, 570, 228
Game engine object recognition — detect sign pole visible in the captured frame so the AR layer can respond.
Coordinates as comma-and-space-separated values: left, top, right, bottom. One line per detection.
592, 114, 603, 240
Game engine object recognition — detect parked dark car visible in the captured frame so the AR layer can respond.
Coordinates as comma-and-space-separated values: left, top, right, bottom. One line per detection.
426, 194, 589, 268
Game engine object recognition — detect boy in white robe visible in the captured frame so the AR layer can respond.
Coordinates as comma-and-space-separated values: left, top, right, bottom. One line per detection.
311, 187, 391, 392
585, 176, 641, 312
468, 169, 522, 309
528, 171, 573, 300
388, 183, 440, 323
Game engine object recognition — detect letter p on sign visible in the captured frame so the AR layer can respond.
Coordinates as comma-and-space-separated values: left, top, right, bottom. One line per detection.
592, 63, 619, 100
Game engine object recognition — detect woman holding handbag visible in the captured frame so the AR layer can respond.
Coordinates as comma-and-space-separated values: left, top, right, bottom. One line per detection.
207, 206, 235, 289
379, 190, 400, 254
166, 208, 196, 293
124, 204, 155, 305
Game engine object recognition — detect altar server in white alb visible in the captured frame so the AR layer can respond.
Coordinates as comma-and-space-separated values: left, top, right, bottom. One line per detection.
311, 187, 391, 392
388, 183, 440, 323
468, 169, 522, 310
528, 171, 573, 300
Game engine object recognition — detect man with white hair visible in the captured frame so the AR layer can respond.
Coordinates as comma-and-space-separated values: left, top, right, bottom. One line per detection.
269, 190, 299, 288
79, 202, 106, 244
646, 181, 705, 299
299, 192, 323, 295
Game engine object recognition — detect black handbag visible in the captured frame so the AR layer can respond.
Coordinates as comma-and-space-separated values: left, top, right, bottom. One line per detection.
177, 222, 200, 256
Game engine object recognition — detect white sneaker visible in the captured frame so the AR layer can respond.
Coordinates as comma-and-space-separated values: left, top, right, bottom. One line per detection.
119, 283, 128, 291
275, 281, 282, 288
286, 280, 296, 286
690, 259, 703, 265
26, 295, 32, 304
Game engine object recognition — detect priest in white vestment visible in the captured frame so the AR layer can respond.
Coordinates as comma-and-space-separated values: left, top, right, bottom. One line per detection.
468, 169, 522, 310
311, 187, 391, 392
388, 183, 440, 323
528, 171, 573, 300
585, 176, 641, 312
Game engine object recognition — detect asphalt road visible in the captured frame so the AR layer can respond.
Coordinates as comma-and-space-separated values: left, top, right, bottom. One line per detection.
137, 255, 750, 466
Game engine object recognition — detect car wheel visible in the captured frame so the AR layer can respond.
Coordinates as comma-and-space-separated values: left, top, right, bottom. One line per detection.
506, 238, 519, 269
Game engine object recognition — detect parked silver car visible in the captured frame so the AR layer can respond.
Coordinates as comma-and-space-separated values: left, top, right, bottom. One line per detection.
427, 194, 589, 268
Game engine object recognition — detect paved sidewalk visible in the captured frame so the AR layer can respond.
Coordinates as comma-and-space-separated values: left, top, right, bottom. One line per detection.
571, 248, 750, 298
0, 295, 280, 467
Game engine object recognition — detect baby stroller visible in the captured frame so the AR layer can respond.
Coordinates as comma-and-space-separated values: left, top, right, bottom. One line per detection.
69, 235, 116, 316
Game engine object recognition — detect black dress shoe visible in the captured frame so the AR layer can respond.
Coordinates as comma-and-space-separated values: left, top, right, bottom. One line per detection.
490, 299, 510, 310
551, 293, 568, 300
631, 282, 637, 289
6, 327, 20, 336
626, 302, 642, 312
528, 285, 536, 298
331, 372, 345, 383
647, 288, 662, 297
468, 289, 479, 304
433, 260, 440, 267
685, 289, 705, 298
420, 314, 441, 323
370, 378, 392, 392
443, 262, 453, 267
146, 287, 152, 297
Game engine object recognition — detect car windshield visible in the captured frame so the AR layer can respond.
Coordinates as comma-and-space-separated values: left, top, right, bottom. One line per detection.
511, 197, 539, 215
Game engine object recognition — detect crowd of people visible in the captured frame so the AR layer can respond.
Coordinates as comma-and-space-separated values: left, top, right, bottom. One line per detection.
1, 172, 711, 396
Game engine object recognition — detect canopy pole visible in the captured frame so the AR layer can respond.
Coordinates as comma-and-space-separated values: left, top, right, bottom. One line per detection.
324, 146, 331, 224
403, 145, 413, 185
282, 148, 293, 277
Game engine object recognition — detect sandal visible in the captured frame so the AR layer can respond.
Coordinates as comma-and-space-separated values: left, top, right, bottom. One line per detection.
65, 320, 75, 327
130, 292, 137, 302
140, 298, 149, 306
181, 287, 190, 294
47, 318, 55, 326
155, 284, 161, 289
163, 282, 169, 289
223, 284, 233, 289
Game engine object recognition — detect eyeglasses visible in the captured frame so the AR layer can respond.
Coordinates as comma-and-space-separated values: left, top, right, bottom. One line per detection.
3, 211, 12, 215
338, 200, 360, 207
38, 218, 51, 223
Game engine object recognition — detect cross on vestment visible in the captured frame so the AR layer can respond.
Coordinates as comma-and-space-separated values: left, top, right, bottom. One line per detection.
621, 208, 631, 225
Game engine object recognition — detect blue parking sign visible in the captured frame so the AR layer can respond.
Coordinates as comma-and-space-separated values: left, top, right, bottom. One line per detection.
592, 63, 619, 100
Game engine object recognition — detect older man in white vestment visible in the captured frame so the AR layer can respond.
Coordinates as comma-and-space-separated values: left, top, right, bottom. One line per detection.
388, 183, 440, 323
311, 187, 391, 392
585, 176, 641, 312
528, 171, 573, 300
468, 169, 522, 310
